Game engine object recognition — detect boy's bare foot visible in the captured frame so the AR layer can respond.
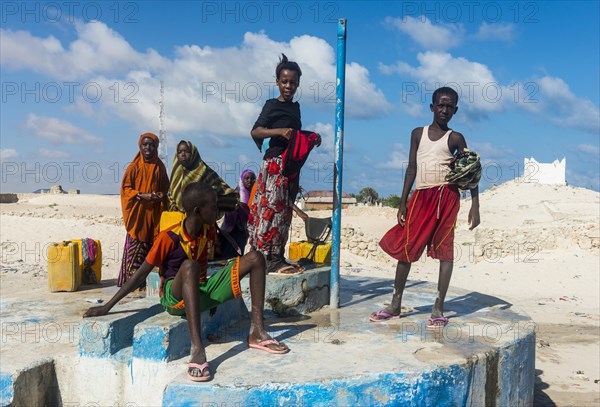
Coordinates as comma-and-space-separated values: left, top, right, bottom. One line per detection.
426, 317, 449, 330
188, 345, 210, 381
369, 309, 400, 322
248, 328, 289, 354
188, 362, 210, 382
369, 304, 401, 322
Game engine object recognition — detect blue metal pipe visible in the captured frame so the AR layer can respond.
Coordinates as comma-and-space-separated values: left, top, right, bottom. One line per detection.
331, 18, 347, 309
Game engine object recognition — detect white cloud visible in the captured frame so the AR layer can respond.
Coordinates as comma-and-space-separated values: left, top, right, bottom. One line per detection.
0, 148, 19, 161
305, 122, 334, 153
576, 144, 600, 156
566, 169, 600, 191
385, 16, 464, 51
470, 142, 515, 162
38, 148, 70, 158
25, 114, 103, 144
377, 143, 409, 169
521, 76, 600, 134
474, 23, 516, 42
380, 51, 506, 122
381, 54, 599, 133
0, 23, 168, 80
303, 122, 335, 182
3, 23, 388, 138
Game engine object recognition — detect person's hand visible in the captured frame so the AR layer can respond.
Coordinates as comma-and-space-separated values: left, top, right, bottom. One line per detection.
150, 192, 164, 201
397, 203, 407, 227
468, 206, 480, 230
169, 203, 178, 211
83, 304, 110, 318
281, 128, 294, 140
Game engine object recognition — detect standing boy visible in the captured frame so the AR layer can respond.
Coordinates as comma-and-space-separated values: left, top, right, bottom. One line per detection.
371, 87, 480, 329
85, 182, 288, 382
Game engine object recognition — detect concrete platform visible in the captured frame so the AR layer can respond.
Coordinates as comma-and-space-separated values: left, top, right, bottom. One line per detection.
1, 275, 535, 406
161, 277, 535, 406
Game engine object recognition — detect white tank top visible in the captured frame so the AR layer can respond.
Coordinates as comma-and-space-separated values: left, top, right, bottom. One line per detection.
415, 126, 454, 189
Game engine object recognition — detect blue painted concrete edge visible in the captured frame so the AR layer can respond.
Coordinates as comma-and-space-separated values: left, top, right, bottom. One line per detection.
133, 297, 249, 362
79, 298, 163, 358
0, 372, 13, 407
163, 365, 473, 407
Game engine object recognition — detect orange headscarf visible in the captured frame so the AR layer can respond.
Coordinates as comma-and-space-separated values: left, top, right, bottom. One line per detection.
120, 133, 170, 243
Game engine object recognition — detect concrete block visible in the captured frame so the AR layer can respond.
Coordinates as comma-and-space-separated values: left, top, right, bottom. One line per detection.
0, 359, 59, 407
240, 266, 330, 316
133, 297, 249, 361
79, 297, 163, 358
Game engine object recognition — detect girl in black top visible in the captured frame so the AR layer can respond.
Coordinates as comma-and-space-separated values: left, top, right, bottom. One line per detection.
248, 54, 319, 274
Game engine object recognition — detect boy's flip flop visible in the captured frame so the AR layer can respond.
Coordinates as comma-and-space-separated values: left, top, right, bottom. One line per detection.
426, 317, 449, 330
187, 362, 211, 382
248, 338, 290, 354
369, 310, 401, 322
271, 264, 304, 275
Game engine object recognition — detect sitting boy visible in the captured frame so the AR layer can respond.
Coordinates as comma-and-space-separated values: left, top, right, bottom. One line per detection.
84, 181, 289, 382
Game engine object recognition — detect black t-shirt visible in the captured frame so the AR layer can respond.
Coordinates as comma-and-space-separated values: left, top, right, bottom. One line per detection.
251, 98, 302, 159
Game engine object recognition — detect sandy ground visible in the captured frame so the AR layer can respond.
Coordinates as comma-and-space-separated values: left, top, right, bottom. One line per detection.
1, 180, 599, 406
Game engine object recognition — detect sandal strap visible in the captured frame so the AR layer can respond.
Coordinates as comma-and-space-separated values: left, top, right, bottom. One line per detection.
256, 339, 280, 346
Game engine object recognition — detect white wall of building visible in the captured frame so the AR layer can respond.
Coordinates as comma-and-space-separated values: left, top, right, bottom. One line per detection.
523, 157, 566, 185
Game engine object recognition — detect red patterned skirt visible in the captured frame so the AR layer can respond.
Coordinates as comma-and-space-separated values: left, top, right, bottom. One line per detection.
247, 156, 293, 257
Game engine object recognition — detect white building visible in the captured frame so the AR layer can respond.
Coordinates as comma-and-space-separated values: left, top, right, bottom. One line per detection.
523, 157, 566, 185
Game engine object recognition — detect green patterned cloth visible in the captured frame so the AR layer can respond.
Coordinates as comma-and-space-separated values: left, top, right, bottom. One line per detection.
445, 148, 482, 190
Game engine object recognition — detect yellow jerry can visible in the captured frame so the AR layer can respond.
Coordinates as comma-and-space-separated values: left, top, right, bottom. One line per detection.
302, 242, 332, 264
47, 241, 81, 292
288, 241, 305, 262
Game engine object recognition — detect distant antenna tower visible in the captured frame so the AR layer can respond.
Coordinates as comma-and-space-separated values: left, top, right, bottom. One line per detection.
158, 80, 169, 171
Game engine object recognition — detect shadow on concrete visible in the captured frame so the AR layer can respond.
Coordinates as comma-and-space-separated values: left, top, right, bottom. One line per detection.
339, 276, 425, 307
208, 323, 316, 372
534, 368, 557, 406
78, 278, 118, 291
413, 291, 513, 318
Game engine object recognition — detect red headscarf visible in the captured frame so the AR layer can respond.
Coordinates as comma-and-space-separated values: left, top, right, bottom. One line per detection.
120, 133, 169, 243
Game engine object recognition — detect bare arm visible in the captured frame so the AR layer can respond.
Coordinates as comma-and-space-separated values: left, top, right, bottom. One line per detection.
83, 261, 154, 318
398, 128, 421, 225
251, 127, 293, 140
468, 185, 480, 230
292, 204, 308, 221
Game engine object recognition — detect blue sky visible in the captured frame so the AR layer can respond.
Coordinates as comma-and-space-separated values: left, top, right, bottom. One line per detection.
1, 1, 599, 196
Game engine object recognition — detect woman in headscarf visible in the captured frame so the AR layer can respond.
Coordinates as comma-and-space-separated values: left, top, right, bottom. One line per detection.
119, 132, 169, 287
219, 169, 256, 258
168, 140, 237, 213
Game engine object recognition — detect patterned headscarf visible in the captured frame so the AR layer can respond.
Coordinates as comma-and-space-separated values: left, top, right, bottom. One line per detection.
168, 140, 238, 212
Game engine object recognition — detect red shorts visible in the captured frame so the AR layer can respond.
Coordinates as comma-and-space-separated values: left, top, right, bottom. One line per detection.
380, 184, 460, 262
